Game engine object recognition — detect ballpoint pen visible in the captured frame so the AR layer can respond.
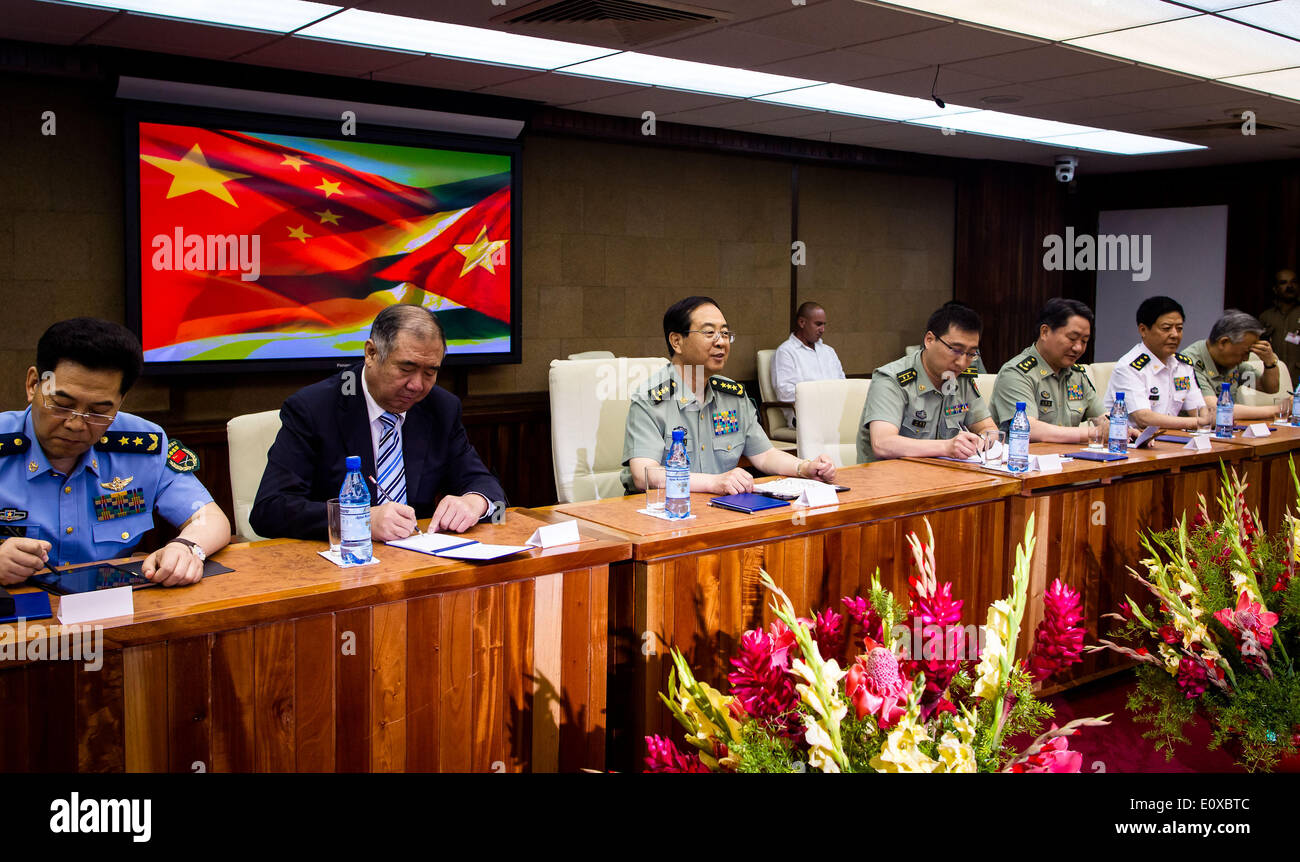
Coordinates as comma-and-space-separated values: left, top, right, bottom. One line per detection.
369, 475, 422, 535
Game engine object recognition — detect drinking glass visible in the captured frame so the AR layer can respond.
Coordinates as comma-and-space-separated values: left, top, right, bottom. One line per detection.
644, 466, 666, 514
1087, 417, 1107, 450
978, 429, 1004, 466
326, 498, 342, 554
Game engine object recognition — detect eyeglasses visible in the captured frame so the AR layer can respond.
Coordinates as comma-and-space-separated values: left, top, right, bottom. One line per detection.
41, 394, 116, 429
686, 329, 736, 344
933, 333, 981, 361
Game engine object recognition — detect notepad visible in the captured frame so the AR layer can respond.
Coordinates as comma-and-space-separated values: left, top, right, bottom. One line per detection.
385, 532, 478, 555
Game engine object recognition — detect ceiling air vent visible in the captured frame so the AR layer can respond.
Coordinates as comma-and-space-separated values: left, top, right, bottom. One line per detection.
494, 0, 730, 48
1152, 119, 1291, 139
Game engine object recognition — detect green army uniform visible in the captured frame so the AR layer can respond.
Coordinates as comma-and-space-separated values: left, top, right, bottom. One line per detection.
1258, 304, 1300, 387
621, 364, 772, 493
1181, 338, 1260, 402
856, 350, 990, 464
991, 343, 1105, 429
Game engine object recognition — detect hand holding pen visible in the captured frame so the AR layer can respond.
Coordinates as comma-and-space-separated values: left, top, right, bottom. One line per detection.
369, 475, 422, 540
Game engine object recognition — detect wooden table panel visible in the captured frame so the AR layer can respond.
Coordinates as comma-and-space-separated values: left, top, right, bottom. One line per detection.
293, 615, 335, 772
211, 627, 255, 773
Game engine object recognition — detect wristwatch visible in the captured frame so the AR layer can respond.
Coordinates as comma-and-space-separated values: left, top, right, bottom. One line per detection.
168, 537, 206, 561
1265, 362, 1278, 369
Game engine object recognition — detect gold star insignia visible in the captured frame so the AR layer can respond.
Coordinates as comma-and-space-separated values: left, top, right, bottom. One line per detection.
454, 226, 508, 277
140, 144, 249, 207
281, 154, 308, 171
288, 225, 312, 243
133, 436, 143, 446
315, 209, 341, 225
118, 436, 129, 446
315, 179, 343, 198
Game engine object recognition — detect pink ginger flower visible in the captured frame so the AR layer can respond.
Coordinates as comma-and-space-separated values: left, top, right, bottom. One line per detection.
841, 595, 883, 649
1012, 731, 1083, 773
1026, 579, 1086, 682
903, 576, 967, 716
644, 735, 712, 772
1175, 657, 1209, 699
727, 627, 802, 737
844, 638, 908, 729
809, 607, 845, 663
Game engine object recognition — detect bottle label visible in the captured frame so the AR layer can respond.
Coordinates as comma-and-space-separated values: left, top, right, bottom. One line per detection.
665, 471, 690, 500
340, 505, 369, 542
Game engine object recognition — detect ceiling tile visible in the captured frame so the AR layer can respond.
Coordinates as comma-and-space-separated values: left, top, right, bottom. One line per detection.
239, 37, 420, 77
370, 56, 539, 90
1029, 97, 1162, 122
0, 0, 115, 45
945, 44, 1126, 82
560, 88, 731, 117
661, 100, 813, 128
85, 13, 280, 60
735, 113, 890, 139
735, 0, 948, 49
478, 72, 643, 104
644, 28, 823, 67
1107, 81, 1267, 110
754, 49, 918, 83
1033, 64, 1198, 98
848, 23, 1040, 65
845, 66, 1010, 100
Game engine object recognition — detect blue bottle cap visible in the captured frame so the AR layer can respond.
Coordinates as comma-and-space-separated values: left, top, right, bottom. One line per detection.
1221, 382, 1230, 391
671, 428, 686, 441
1116, 392, 1125, 401
1016, 401, 1026, 411
345, 455, 361, 471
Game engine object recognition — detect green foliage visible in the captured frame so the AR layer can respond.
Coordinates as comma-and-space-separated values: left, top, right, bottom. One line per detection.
730, 723, 806, 773
840, 712, 885, 773
1128, 664, 1196, 760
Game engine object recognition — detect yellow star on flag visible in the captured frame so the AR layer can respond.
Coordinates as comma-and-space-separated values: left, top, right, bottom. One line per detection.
315, 179, 343, 198
140, 144, 250, 207
281, 154, 308, 171
316, 209, 341, 225
288, 225, 312, 243
454, 226, 508, 277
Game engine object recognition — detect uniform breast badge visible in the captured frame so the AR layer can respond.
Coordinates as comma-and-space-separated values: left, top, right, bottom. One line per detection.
1066, 380, 1085, 401
712, 409, 739, 436
100, 475, 134, 492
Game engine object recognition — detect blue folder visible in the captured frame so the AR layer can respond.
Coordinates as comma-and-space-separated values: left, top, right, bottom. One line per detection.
0, 590, 53, 624
708, 493, 791, 514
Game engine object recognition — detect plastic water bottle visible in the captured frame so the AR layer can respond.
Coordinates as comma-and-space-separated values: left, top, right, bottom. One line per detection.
1008, 402, 1030, 473
1108, 393, 1128, 455
1214, 382, 1234, 438
665, 428, 691, 520
1289, 381, 1300, 426
339, 455, 373, 565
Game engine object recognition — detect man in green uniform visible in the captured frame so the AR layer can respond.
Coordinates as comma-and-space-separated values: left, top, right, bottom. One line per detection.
1258, 268, 1300, 387
991, 298, 1106, 443
622, 296, 836, 495
1181, 309, 1281, 422
857, 302, 995, 463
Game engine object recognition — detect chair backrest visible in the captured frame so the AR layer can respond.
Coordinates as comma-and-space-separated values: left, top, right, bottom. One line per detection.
1086, 362, 1116, 401
974, 373, 997, 416
549, 356, 669, 504
755, 348, 792, 436
567, 350, 615, 360
1237, 356, 1294, 406
226, 409, 282, 542
794, 378, 872, 466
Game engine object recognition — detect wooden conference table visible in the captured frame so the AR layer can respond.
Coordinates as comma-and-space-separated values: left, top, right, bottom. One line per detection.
0, 512, 629, 773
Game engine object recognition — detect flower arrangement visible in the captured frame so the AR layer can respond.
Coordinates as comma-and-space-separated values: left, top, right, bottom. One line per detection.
1091, 463, 1300, 772
645, 514, 1108, 772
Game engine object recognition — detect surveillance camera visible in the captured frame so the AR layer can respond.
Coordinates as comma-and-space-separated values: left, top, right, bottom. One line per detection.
1054, 155, 1078, 183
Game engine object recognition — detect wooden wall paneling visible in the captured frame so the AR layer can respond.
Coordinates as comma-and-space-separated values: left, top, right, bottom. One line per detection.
167, 636, 211, 773
76, 649, 125, 773
123, 642, 168, 772
371, 601, 407, 772
718, 549, 744, 671
559, 568, 593, 772
438, 589, 474, 772
1261, 453, 1297, 531
334, 607, 371, 772
586, 565, 608, 772
253, 621, 295, 772
210, 627, 255, 773
471, 586, 503, 773
25, 660, 76, 772
532, 572, 562, 773
501, 579, 534, 773
0, 666, 30, 772
405, 594, 442, 773
293, 614, 335, 772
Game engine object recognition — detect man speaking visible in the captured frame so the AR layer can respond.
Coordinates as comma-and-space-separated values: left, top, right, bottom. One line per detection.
251, 306, 505, 541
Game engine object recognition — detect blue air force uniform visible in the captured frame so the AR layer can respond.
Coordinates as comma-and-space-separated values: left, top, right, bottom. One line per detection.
0, 408, 211, 566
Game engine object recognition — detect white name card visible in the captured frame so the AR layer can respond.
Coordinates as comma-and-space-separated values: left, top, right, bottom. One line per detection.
1184, 435, 1213, 451
58, 585, 133, 625
1031, 453, 1064, 473
794, 483, 839, 508
526, 519, 581, 549
1244, 423, 1271, 438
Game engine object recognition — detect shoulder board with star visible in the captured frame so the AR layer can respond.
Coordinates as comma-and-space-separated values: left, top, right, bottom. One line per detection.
959, 367, 978, 377
1075, 366, 1096, 390
896, 369, 917, 386
1174, 352, 1192, 366
649, 378, 677, 404
0, 433, 31, 457
708, 376, 745, 397
95, 431, 162, 454
1015, 355, 1038, 374
1130, 353, 1150, 371
165, 439, 200, 473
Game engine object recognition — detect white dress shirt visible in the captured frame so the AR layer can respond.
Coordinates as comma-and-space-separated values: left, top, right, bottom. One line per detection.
1104, 341, 1206, 419
771, 333, 845, 424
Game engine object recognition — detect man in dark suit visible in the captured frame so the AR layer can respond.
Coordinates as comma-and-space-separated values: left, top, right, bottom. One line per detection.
251, 306, 505, 541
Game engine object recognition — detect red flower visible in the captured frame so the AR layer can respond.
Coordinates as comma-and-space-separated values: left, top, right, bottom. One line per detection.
1014, 730, 1083, 773
1118, 600, 1135, 620
727, 628, 802, 737
644, 735, 712, 772
903, 577, 967, 717
1175, 657, 1209, 699
1158, 624, 1180, 646
1026, 579, 1086, 682
809, 607, 845, 664
841, 595, 883, 649
768, 620, 798, 670
845, 639, 908, 728
1214, 591, 1280, 651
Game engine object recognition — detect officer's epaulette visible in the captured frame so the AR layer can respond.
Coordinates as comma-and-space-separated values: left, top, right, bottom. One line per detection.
649, 378, 677, 404
1076, 365, 1096, 389
1174, 351, 1192, 366
708, 376, 745, 397
1130, 353, 1151, 371
1015, 355, 1038, 374
896, 369, 917, 386
95, 431, 163, 454
0, 433, 31, 457
1194, 358, 1206, 369
959, 367, 978, 377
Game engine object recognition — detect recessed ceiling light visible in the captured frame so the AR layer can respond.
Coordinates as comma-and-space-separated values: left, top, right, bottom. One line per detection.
754, 83, 977, 121
862, 0, 1192, 41
1068, 15, 1300, 79
909, 109, 1095, 140
558, 52, 817, 98
1035, 129, 1205, 154
39, 0, 341, 33
299, 8, 617, 69
1221, 66, 1300, 100
1221, 0, 1300, 40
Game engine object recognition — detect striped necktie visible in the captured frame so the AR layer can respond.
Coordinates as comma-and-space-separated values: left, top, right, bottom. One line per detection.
376, 412, 407, 505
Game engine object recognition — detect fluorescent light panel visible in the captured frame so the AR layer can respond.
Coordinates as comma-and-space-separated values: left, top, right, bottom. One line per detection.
1068, 14, 1300, 78
1221, 0, 1300, 39
559, 52, 816, 98
43, 0, 340, 32
1035, 130, 1204, 154
1221, 65, 1300, 99
298, 9, 616, 69
908, 109, 1096, 139
867, 0, 1192, 40
754, 83, 976, 121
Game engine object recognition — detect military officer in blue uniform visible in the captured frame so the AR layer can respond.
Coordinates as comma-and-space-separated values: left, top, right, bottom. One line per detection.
0, 319, 230, 586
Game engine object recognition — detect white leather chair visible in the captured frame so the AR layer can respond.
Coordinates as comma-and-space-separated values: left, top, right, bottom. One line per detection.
1237, 357, 1293, 406
226, 409, 282, 542
1086, 362, 1116, 401
566, 350, 615, 360
549, 356, 669, 503
794, 379, 872, 466
755, 348, 798, 453
974, 373, 997, 415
